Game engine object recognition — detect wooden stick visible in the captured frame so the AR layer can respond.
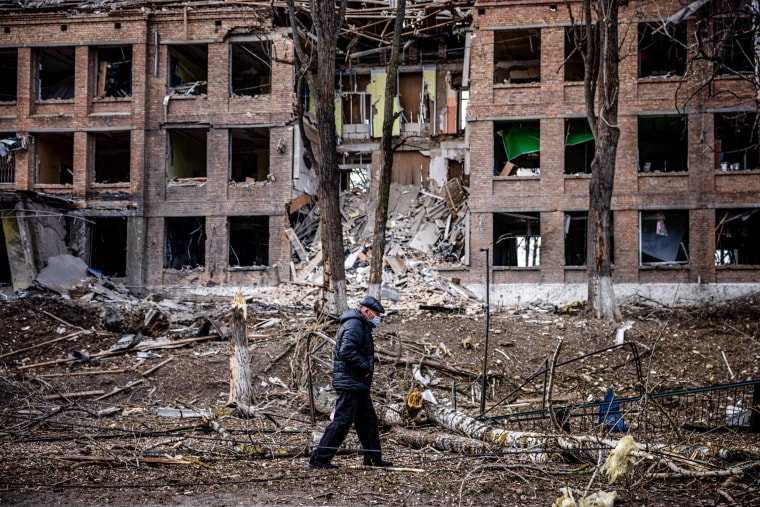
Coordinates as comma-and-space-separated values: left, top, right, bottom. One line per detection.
41, 310, 82, 330
142, 357, 174, 377
0, 330, 90, 360
37, 369, 126, 378
42, 390, 106, 400
57, 455, 197, 466
721, 350, 735, 379
94, 379, 145, 401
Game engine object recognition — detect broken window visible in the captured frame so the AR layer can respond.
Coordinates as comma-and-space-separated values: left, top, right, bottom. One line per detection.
228, 216, 269, 267
715, 209, 760, 265
0, 134, 25, 184
399, 71, 432, 129
493, 28, 541, 84
0, 48, 17, 102
564, 211, 615, 266
168, 45, 208, 95
93, 46, 132, 98
564, 118, 595, 175
338, 72, 371, 135
493, 212, 541, 267
494, 121, 540, 176
714, 112, 758, 171
164, 216, 206, 269
230, 128, 270, 183
564, 26, 585, 82
638, 22, 686, 78
338, 152, 371, 191
89, 217, 127, 277
36, 47, 75, 100
34, 132, 74, 184
167, 128, 207, 181
93, 131, 130, 183
713, 16, 754, 75
230, 41, 271, 96
640, 210, 689, 265
638, 115, 688, 173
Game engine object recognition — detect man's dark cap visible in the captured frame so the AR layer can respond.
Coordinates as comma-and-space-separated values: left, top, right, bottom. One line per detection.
359, 295, 385, 314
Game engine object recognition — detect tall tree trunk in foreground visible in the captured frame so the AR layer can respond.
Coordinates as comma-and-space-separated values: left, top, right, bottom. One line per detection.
582, 0, 622, 320
368, 0, 406, 300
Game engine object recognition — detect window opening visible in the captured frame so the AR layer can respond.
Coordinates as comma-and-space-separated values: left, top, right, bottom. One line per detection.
35, 132, 74, 184
231, 41, 271, 96
493, 212, 541, 267
94, 46, 132, 98
36, 47, 75, 100
715, 208, 760, 265
638, 115, 688, 173
714, 112, 758, 171
338, 72, 372, 137
494, 28, 541, 84
229, 216, 269, 267
168, 45, 208, 95
564, 26, 585, 82
564, 118, 595, 174
0, 48, 17, 101
640, 210, 689, 265
93, 131, 130, 183
638, 22, 686, 78
564, 211, 615, 266
164, 216, 206, 269
167, 129, 207, 181
339, 152, 371, 192
713, 16, 754, 75
399, 72, 431, 129
230, 127, 270, 183
494, 121, 540, 176
89, 217, 127, 277
0, 134, 26, 184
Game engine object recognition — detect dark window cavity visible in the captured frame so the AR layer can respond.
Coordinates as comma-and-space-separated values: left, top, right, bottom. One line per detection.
638, 115, 688, 173
36, 47, 75, 100
228, 216, 269, 267
168, 45, 208, 95
94, 46, 132, 98
494, 28, 541, 85
638, 22, 686, 78
640, 211, 689, 265
715, 209, 760, 265
715, 112, 758, 171
564, 118, 595, 175
0, 48, 17, 102
167, 129, 207, 180
231, 41, 271, 96
89, 217, 127, 277
230, 128, 270, 183
34, 132, 74, 184
93, 131, 131, 183
164, 217, 206, 269
493, 212, 541, 267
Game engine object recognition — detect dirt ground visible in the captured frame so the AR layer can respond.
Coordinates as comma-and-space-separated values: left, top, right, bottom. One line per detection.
1, 287, 759, 506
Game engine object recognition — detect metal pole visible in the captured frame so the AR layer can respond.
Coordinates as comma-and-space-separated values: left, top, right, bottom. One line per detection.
479, 248, 490, 415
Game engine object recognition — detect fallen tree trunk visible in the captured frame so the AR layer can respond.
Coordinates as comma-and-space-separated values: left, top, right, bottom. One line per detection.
391, 427, 492, 454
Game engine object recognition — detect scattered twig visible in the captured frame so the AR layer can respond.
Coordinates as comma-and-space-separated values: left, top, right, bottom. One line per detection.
0, 330, 90, 360
141, 357, 174, 377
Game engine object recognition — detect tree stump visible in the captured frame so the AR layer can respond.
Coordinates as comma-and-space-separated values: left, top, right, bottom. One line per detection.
228, 289, 251, 407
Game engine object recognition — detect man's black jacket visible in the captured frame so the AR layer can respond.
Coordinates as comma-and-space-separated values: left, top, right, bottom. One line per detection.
332, 308, 375, 391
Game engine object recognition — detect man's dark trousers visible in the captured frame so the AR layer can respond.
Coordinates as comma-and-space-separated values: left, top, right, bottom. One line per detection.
310, 389, 381, 465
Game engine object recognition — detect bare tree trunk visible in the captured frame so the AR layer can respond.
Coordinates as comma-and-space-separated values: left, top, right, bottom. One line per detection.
391, 427, 492, 454
228, 290, 251, 407
584, 0, 621, 321
368, 0, 406, 300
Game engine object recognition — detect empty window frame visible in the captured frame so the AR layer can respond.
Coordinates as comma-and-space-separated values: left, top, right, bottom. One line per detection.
713, 16, 754, 75
564, 26, 585, 82
89, 217, 127, 277
35, 132, 74, 184
715, 209, 760, 265
230, 127, 270, 183
440, 71, 468, 135
493, 28, 541, 84
565, 118, 595, 174
93, 131, 130, 183
164, 216, 206, 269
494, 120, 540, 176
93, 46, 132, 98
0, 132, 22, 184
228, 216, 269, 267
638, 115, 688, 173
0, 48, 17, 101
715, 112, 758, 171
168, 45, 208, 95
640, 210, 689, 265
36, 47, 75, 100
167, 129, 207, 180
638, 22, 686, 78
564, 211, 615, 266
338, 72, 372, 127
493, 212, 541, 267
338, 152, 371, 191
230, 41, 271, 96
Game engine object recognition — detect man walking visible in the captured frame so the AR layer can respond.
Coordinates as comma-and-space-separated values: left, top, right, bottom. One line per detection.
309, 295, 393, 469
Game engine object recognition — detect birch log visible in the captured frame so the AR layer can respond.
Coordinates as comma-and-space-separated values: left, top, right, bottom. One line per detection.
228, 289, 252, 408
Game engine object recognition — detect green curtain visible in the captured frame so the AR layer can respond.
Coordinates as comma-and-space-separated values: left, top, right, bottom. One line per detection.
499, 124, 594, 160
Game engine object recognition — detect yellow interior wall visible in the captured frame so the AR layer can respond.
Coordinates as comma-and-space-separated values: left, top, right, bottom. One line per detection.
367, 71, 400, 138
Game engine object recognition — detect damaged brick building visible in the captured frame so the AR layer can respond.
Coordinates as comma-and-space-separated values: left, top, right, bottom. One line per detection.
0, 0, 758, 303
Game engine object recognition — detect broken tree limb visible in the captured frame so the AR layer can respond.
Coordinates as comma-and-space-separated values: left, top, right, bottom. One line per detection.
42, 389, 106, 400
0, 330, 91, 360
141, 357, 174, 377
263, 339, 296, 373
93, 379, 145, 401
228, 289, 252, 410
391, 427, 492, 454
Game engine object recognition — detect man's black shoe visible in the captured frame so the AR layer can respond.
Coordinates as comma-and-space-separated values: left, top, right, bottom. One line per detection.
363, 460, 393, 467
308, 461, 338, 470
